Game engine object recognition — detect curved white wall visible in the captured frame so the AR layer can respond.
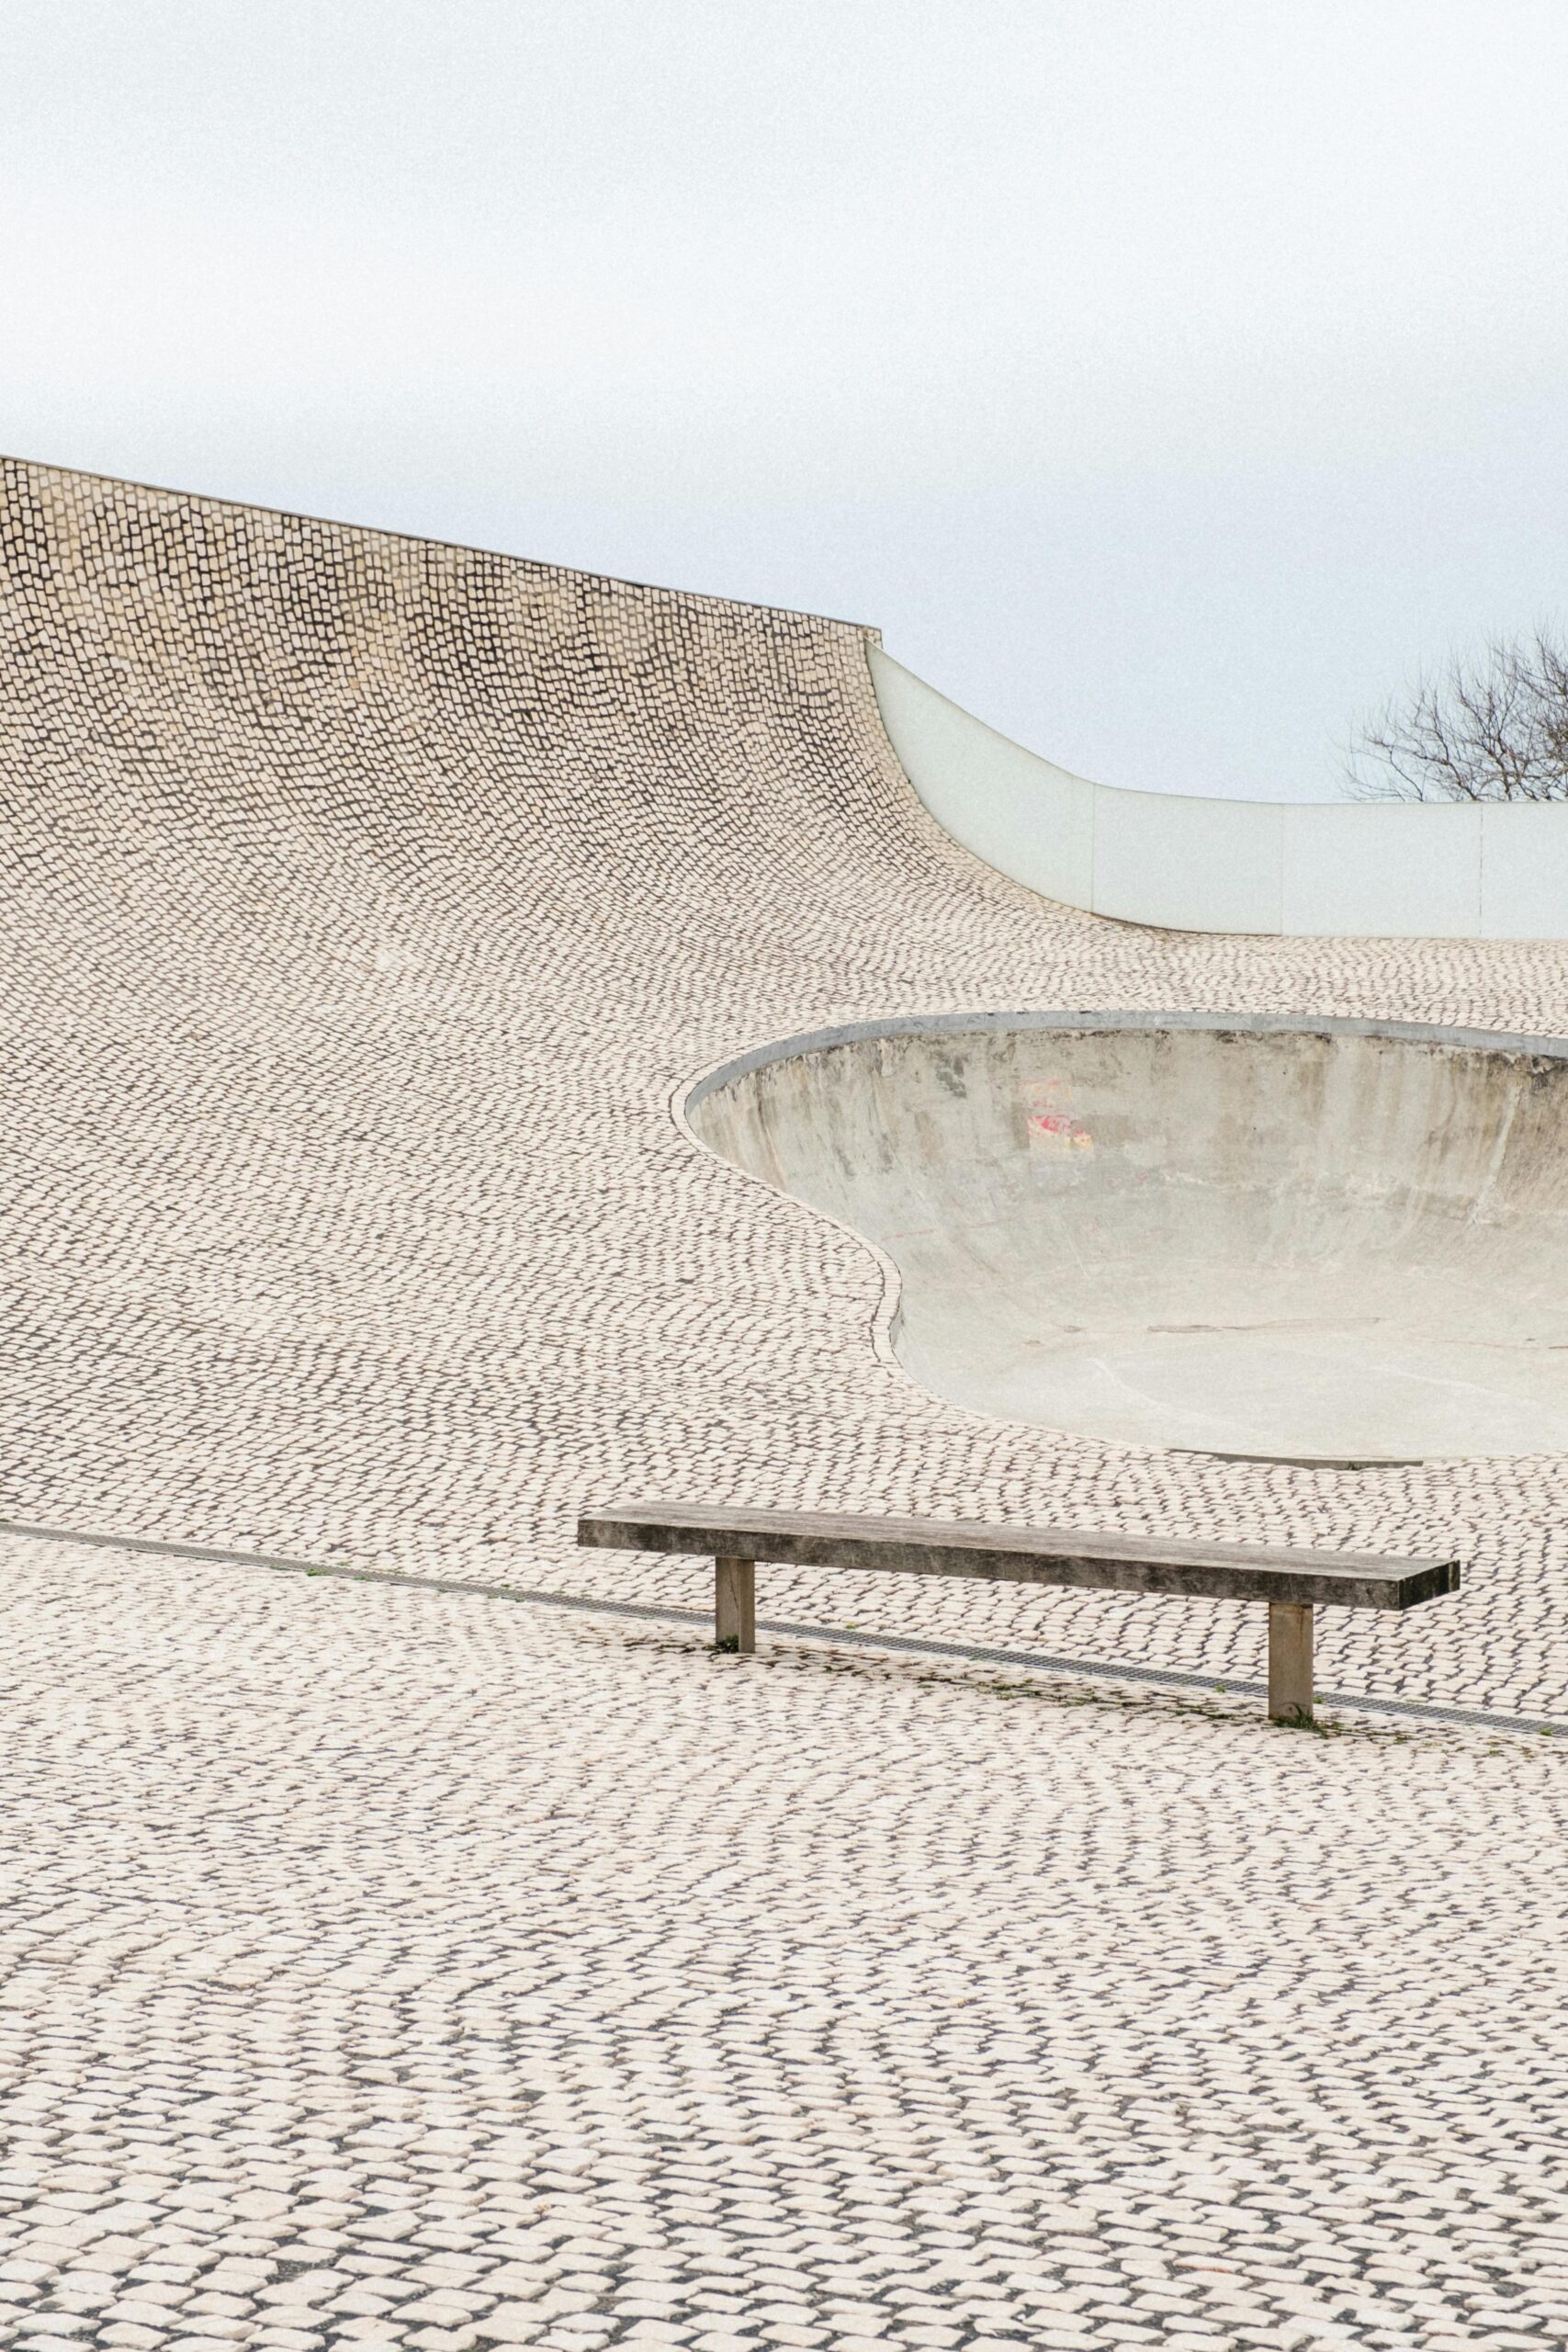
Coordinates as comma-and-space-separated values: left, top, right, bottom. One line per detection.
870, 647, 1568, 940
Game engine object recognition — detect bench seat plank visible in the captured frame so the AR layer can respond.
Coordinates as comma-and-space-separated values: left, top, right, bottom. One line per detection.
578, 1499, 1460, 1611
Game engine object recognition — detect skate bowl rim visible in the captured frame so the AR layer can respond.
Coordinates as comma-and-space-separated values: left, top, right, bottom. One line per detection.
673, 1008, 1568, 1467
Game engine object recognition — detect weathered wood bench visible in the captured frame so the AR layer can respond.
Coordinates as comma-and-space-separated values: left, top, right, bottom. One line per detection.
576, 1500, 1461, 1725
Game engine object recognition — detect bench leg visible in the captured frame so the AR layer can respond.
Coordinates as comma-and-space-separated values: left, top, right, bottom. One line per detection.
1268, 1602, 1314, 1724
715, 1556, 755, 1654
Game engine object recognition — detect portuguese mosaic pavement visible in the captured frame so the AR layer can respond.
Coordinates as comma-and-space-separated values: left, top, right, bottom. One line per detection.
1, 458, 1565, 2349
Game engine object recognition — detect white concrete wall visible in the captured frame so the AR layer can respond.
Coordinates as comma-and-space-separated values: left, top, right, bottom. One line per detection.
870, 646, 1568, 939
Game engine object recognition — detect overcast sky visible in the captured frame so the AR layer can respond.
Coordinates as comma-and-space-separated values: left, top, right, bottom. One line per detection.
5, 1, 1566, 799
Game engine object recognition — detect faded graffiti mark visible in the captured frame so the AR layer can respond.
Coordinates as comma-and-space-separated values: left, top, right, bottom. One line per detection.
1023, 1078, 1093, 1158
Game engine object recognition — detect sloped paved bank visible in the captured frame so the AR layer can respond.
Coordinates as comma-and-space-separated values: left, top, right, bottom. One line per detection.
2, 1532, 1566, 2352
5, 459, 1568, 2350
3, 459, 1568, 1714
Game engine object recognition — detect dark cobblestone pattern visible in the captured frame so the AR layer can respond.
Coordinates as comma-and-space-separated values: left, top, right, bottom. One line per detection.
4, 1533, 1568, 2352
3, 458, 1568, 1716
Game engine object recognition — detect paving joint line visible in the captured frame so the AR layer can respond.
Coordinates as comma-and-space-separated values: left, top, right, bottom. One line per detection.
3, 1512, 1562, 1740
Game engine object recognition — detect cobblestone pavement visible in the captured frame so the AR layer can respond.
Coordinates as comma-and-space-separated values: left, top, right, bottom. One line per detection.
3, 458, 1568, 2346
4, 1532, 1567, 2352
5, 458, 1568, 1713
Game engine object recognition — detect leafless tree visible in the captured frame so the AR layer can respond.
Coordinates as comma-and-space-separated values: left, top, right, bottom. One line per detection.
1345, 627, 1568, 802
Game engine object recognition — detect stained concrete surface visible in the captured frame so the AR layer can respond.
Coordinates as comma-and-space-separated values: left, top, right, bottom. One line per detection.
691, 1015, 1568, 1462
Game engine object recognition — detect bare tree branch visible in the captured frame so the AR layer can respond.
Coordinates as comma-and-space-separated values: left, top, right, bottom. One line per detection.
1345, 627, 1568, 802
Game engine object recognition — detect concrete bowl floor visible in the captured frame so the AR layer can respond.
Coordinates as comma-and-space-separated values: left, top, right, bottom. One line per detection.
689, 1014, 1568, 1463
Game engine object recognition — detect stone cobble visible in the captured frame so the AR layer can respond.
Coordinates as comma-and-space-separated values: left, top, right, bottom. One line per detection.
1, 1539, 1565, 2350
0, 458, 1567, 1715
2, 458, 1568, 2344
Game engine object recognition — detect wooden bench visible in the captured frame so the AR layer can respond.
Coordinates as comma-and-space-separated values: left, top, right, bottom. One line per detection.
576, 1500, 1461, 1725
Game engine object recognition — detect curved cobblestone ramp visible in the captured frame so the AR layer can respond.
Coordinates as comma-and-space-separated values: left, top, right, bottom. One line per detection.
1, 458, 1565, 2352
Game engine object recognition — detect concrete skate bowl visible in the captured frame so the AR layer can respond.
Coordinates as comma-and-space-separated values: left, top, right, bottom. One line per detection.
687, 1011, 1568, 1465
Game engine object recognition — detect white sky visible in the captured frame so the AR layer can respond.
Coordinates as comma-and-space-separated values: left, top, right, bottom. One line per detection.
5, 0, 1566, 798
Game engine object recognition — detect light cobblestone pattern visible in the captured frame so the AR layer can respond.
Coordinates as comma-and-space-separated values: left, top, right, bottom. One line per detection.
2, 457, 1567, 2348
4, 1536, 1566, 2352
